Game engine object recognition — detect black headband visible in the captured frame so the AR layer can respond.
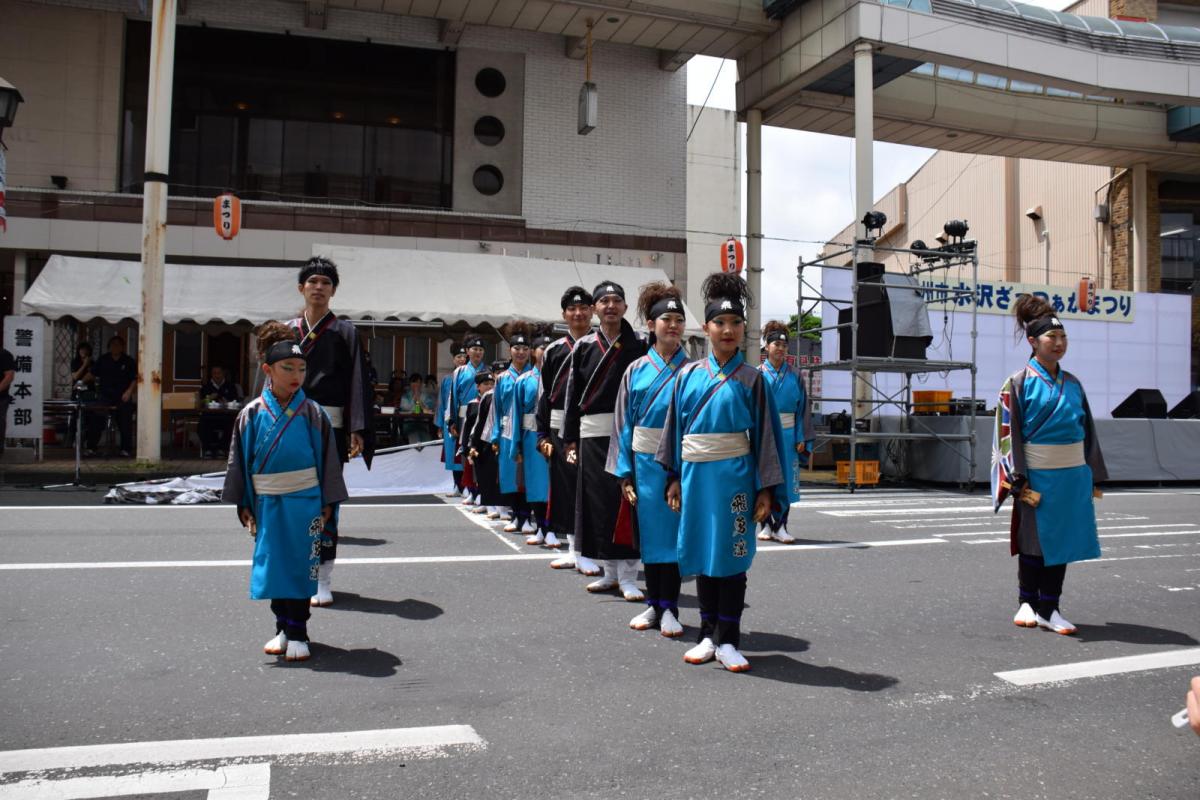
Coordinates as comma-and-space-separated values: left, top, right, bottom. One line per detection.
562, 289, 593, 309
508, 333, 530, 347
265, 340, 305, 365
465, 337, 485, 350
452, 344, 467, 356
592, 281, 625, 302
648, 297, 684, 321
765, 330, 788, 344
1025, 315, 1065, 339
705, 297, 746, 323
474, 371, 493, 385
533, 335, 554, 348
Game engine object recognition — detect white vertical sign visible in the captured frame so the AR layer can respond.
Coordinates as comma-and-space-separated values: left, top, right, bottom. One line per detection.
3, 316, 44, 441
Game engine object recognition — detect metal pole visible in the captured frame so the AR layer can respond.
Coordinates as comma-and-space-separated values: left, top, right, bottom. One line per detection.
136, 0, 177, 463
746, 107, 763, 363
1131, 163, 1148, 293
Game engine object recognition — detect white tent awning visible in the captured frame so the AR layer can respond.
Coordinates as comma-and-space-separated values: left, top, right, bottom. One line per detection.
23, 248, 702, 331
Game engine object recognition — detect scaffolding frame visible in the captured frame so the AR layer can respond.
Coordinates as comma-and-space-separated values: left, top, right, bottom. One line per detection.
798, 239, 980, 492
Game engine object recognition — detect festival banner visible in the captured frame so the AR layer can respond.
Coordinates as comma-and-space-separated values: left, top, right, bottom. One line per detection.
918, 278, 1135, 323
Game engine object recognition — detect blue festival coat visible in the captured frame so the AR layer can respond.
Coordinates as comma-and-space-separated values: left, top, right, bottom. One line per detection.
513, 366, 549, 503
445, 360, 483, 472
606, 346, 688, 564
759, 359, 813, 506
491, 362, 533, 494
994, 358, 1108, 566
656, 351, 789, 578
224, 388, 348, 600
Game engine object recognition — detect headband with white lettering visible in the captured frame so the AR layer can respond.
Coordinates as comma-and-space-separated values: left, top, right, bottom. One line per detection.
561, 288, 594, 310
265, 340, 305, 365
705, 297, 746, 323
648, 296, 684, 321
592, 281, 625, 302
1025, 315, 1065, 339
765, 330, 788, 344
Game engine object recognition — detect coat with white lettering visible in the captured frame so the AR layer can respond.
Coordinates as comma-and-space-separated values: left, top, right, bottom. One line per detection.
224, 388, 348, 601
656, 351, 788, 578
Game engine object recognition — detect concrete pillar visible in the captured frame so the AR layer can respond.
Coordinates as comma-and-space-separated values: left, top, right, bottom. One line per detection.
1132, 163, 1148, 293
853, 43, 874, 243
746, 107, 763, 362
136, 0, 177, 463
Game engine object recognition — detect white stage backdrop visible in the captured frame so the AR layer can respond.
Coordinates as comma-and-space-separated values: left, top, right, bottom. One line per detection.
819, 269, 1192, 419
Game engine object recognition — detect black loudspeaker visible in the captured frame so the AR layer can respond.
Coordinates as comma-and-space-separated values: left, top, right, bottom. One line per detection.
837, 304, 929, 360
1112, 388, 1168, 419
1169, 391, 1200, 419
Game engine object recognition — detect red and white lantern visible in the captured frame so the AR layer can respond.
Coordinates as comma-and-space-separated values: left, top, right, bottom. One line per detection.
213, 193, 241, 240
1079, 275, 1096, 313
721, 236, 744, 274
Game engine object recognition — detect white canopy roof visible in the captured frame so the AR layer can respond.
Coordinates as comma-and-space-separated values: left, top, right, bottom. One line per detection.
22, 248, 702, 331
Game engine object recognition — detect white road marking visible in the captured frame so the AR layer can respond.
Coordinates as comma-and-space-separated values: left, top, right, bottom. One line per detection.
0, 763, 270, 799
821, 506, 995, 517
455, 506, 522, 552
0, 725, 484, 775
964, 529, 1200, 545
1097, 553, 1200, 562
0, 503, 454, 512
758, 537, 946, 553
995, 648, 1200, 687
0, 553, 558, 571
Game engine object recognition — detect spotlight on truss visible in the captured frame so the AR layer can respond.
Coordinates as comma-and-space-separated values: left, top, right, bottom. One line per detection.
861, 211, 887, 240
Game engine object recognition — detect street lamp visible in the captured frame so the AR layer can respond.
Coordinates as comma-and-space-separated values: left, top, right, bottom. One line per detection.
0, 77, 24, 143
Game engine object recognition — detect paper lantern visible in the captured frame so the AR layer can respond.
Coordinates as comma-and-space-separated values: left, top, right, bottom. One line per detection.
213, 193, 241, 240
721, 237, 744, 274
1079, 275, 1096, 313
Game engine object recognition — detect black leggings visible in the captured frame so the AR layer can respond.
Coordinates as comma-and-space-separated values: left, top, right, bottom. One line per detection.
696, 572, 747, 648
530, 502, 547, 531
1018, 553, 1067, 618
644, 562, 681, 616
767, 506, 790, 533
270, 598, 311, 642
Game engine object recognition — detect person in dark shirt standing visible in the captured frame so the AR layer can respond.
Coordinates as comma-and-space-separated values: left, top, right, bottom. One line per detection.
87, 336, 136, 456
0, 346, 15, 456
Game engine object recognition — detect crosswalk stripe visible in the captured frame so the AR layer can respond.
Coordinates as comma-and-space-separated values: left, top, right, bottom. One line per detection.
996, 648, 1200, 686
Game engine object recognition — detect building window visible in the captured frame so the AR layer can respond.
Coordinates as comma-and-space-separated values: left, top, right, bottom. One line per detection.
1161, 212, 1198, 295
368, 336, 394, 386
174, 329, 203, 381
404, 337, 431, 377
473, 165, 504, 196
121, 22, 455, 208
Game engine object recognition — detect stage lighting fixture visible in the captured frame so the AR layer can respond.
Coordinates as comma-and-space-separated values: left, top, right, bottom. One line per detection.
943, 219, 970, 240
862, 211, 887, 238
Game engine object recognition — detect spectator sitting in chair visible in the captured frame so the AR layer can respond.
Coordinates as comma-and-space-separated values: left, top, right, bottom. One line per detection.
86, 336, 136, 457
397, 374, 435, 444
198, 365, 244, 458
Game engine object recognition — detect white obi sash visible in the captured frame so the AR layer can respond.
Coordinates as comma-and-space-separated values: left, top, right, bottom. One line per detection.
1025, 441, 1085, 470
252, 467, 319, 495
632, 426, 663, 455
550, 409, 566, 432
682, 432, 751, 463
579, 413, 615, 439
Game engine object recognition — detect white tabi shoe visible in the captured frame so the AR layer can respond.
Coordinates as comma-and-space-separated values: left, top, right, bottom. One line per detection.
576, 555, 603, 576
284, 640, 311, 661
461, 486, 471, 498
503, 520, 519, 532
525, 531, 545, 546
310, 562, 334, 607
263, 631, 288, 655
587, 562, 618, 593
715, 643, 751, 672
550, 536, 576, 569
486, 507, 501, 519
1035, 609, 1077, 635
500, 508, 514, 521
460, 495, 474, 505
617, 560, 645, 602
756, 524, 772, 541
629, 606, 658, 631
470, 505, 487, 514
684, 637, 717, 664
771, 526, 797, 544
659, 609, 684, 638
1013, 602, 1038, 628
520, 518, 538, 534
543, 531, 563, 549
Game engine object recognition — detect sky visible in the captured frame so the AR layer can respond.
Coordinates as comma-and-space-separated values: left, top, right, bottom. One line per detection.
684, 0, 1075, 320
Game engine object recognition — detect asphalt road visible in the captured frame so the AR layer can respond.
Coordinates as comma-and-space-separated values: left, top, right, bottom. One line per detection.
1, 486, 1199, 799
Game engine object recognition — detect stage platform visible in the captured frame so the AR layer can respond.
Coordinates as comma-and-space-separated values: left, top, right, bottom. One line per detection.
869, 416, 1200, 484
